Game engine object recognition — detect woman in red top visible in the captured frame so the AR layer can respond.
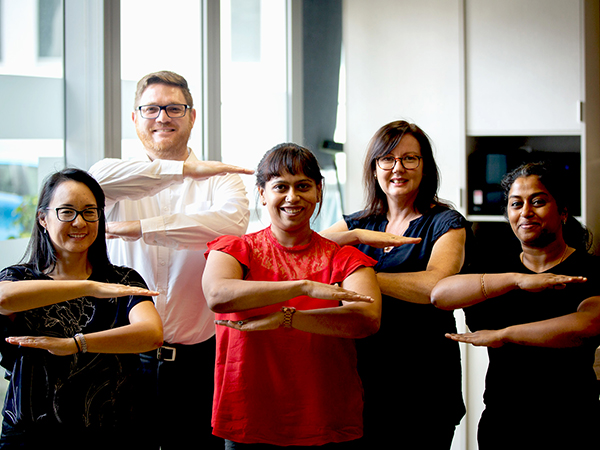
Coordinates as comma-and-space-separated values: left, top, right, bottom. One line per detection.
202, 143, 386, 448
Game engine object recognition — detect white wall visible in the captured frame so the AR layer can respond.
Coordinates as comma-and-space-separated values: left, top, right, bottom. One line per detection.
343, 0, 465, 215
342, 2, 482, 449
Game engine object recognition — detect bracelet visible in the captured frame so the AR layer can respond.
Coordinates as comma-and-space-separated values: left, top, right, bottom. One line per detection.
480, 273, 489, 299
73, 336, 81, 353
281, 306, 297, 329
74, 333, 88, 353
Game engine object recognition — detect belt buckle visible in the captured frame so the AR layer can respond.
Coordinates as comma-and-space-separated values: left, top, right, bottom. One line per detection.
157, 346, 176, 362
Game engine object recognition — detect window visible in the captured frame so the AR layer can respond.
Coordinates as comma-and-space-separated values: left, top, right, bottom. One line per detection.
221, 0, 289, 232
120, 0, 203, 160
0, 0, 64, 241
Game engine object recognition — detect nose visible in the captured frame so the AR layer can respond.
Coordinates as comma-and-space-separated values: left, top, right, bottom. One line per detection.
392, 158, 405, 173
286, 189, 299, 202
521, 201, 534, 217
156, 108, 171, 122
71, 213, 87, 227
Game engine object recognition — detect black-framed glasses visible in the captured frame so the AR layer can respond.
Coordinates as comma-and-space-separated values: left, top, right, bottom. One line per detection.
376, 155, 422, 171
137, 104, 191, 119
46, 207, 102, 223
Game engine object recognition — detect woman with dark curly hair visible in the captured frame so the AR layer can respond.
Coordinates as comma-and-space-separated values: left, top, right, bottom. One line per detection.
432, 161, 600, 449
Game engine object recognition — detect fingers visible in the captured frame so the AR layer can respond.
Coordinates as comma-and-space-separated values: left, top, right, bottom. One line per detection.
226, 166, 255, 175
337, 293, 375, 303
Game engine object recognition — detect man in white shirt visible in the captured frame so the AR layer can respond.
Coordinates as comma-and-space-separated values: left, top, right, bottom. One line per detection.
89, 71, 251, 449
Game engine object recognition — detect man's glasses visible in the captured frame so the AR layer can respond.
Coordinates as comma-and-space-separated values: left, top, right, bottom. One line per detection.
46, 207, 102, 223
376, 155, 422, 171
137, 104, 191, 119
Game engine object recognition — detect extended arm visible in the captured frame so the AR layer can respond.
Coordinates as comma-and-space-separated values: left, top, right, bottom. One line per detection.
90, 157, 251, 250
0, 279, 158, 315
203, 251, 381, 339
6, 300, 164, 355
445, 296, 600, 349
320, 219, 421, 248
202, 251, 376, 313
431, 272, 588, 310
377, 227, 467, 304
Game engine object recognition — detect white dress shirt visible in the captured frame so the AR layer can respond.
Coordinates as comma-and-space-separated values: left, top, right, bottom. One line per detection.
89, 150, 250, 345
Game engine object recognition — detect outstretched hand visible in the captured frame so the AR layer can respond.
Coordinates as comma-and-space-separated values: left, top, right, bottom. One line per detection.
6, 336, 78, 356
355, 229, 422, 249
183, 160, 254, 180
303, 281, 375, 304
87, 282, 159, 299
445, 330, 505, 348
516, 273, 587, 293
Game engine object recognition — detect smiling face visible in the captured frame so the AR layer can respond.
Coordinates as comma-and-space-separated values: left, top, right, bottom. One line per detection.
375, 133, 423, 206
507, 175, 566, 248
258, 171, 321, 245
39, 180, 99, 259
133, 83, 196, 161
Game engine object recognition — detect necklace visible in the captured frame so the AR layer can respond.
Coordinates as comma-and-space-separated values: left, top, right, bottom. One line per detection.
520, 244, 570, 271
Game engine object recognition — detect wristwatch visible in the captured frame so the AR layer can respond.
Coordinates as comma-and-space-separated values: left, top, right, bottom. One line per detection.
281, 306, 297, 329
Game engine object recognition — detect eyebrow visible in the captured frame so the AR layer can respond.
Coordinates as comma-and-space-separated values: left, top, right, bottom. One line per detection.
508, 192, 550, 199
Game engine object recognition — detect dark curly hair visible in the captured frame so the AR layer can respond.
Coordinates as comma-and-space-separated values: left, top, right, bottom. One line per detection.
501, 161, 592, 253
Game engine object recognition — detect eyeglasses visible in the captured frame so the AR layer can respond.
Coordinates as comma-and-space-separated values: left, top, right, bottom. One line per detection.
376, 155, 422, 171
137, 104, 191, 119
46, 207, 102, 223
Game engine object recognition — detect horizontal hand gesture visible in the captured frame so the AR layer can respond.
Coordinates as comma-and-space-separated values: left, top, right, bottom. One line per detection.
6, 336, 78, 356
183, 160, 254, 180
355, 229, 422, 249
87, 282, 159, 299
445, 330, 505, 348
303, 281, 375, 303
516, 273, 587, 293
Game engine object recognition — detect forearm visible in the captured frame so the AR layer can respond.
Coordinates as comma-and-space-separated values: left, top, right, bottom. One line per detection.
319, 230, 361, 246
83, 321, 163, 354
0, 280, 94, 314
90, 158, 184, 207
431, 273, 519, 310
205, 279, 307, 313
501, 297, 600, 348
292, 303, 380, 338
290, 267, 381, 338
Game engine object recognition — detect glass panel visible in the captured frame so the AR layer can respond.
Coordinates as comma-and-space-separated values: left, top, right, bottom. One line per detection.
221, 0, 288, 232
0, 0, 64, 241
120, 0, 202, 160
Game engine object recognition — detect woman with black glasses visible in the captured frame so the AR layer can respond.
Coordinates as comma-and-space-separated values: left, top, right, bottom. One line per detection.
0, 168, 163, 449
322, 120, 471, 449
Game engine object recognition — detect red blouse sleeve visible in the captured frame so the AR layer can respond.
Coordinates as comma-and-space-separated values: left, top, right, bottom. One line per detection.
330, 246, 377, 285
205, 235, 251, 269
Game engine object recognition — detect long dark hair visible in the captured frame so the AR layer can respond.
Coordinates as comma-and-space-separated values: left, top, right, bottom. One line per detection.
21, 168, 111, 274
256, 143, 325, 218
358, 120, 451, 219
501, 161, 592, 253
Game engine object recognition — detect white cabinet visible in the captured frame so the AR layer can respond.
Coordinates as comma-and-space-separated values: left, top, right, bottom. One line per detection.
465, 0, 582, 135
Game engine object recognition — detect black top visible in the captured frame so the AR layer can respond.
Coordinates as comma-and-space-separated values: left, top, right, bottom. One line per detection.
344, 206, 472, 428
0, 264, 152, 430
466, 250, 600, 413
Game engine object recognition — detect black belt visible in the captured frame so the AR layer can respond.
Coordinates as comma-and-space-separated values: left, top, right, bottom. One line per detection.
145, 339, 213, 362
156, 345, 178, 362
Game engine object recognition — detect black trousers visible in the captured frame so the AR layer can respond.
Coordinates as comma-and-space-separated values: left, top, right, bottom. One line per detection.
138, 336, 222, 450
